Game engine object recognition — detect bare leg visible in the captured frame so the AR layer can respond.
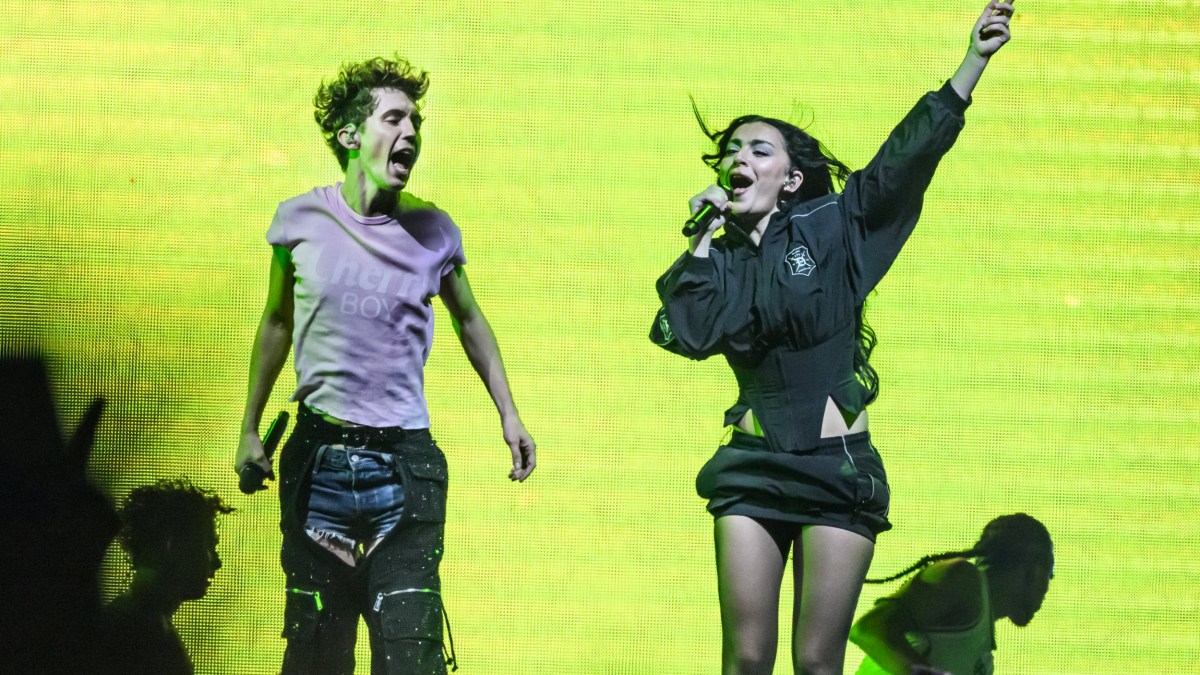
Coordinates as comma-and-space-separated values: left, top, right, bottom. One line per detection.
791, 525, 874, 675
715, 515, 791, 675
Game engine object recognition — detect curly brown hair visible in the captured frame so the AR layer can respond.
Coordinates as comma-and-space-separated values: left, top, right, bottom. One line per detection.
314, 55, 430, 170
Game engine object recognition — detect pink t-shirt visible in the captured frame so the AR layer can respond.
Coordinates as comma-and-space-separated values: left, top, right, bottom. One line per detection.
266, 184, 465, 428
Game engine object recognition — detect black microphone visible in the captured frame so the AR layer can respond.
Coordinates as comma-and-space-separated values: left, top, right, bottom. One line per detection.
682, 204, 720, 236
239, 410, 290, 495
681, 186, 730, 236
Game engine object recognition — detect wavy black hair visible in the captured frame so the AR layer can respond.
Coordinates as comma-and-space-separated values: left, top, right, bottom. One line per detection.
314, 55, 429, 170
693, 104, 878, 398
693, 104, 852, 203
866, 513, 1053, 584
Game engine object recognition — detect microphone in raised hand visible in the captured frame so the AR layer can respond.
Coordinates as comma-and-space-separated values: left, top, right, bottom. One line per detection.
682, 183, 731, 236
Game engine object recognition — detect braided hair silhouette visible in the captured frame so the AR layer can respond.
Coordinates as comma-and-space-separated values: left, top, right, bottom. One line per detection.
867, 513, 1052, 584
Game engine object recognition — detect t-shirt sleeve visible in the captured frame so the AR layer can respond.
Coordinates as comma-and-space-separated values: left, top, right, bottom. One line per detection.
265, 203, 291, 248
440, 216, 467, 278
840, 82, 969, 302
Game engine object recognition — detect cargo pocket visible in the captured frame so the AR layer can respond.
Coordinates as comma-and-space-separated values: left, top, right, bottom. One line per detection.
404, 455, 448, 523
374, 590, 449, 673
854, 471, 889, 516
375, 589, 444, 643
282, 588, 323, 642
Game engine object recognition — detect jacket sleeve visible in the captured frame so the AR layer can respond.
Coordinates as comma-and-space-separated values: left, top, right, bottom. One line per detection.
841, 82, 970, 302
650, 247, 754, 360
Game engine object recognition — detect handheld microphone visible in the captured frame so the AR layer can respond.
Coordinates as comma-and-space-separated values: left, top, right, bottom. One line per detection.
682, 203, 721, 236
239, 410, 289, 495
682, 185, 731, 236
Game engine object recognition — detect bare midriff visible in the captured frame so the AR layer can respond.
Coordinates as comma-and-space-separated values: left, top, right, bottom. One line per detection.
736, 396, 868, 439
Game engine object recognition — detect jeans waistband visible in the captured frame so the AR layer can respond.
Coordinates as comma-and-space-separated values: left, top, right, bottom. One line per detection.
297, 404, 431, 447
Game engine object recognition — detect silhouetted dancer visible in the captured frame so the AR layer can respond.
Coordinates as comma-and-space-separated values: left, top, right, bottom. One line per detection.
851, 514, 1054, 675
0, 354, 119, 673
106, 479, 234, 674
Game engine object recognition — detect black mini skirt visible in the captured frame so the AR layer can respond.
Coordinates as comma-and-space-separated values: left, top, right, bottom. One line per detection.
696, 430, 892, 542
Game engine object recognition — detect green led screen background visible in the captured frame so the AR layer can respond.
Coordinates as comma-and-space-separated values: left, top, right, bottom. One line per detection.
2, 0, 1197, 672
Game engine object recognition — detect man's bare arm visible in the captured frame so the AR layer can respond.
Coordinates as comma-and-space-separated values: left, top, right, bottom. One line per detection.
440, 265, 535, 481
235, 245, 294, 477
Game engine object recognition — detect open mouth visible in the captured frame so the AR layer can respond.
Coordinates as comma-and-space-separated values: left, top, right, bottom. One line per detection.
728, 173, 753, 196
389, 147, 416, 173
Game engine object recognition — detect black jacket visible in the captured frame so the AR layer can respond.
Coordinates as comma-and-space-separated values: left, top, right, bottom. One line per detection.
652, 83, 970, 452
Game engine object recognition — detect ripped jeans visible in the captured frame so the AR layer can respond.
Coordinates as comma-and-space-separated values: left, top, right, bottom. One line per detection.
305, 446, 407, 560
278, 407, 452, 675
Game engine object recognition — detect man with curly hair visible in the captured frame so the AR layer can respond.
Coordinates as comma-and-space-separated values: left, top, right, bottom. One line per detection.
107, 479, 234, 674
236, 55, 536, 674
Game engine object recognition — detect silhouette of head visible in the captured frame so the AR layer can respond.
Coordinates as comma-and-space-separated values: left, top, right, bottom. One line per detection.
119, 479, 234, 602
973, 513, 1054, 626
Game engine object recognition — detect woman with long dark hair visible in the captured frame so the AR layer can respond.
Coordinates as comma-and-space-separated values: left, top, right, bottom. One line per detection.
650, 4, 1016, 673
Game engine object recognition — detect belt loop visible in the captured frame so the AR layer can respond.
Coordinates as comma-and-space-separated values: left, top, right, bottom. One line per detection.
311, 444, 328, 478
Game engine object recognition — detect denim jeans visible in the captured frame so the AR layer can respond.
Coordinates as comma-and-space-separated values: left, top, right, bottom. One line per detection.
305, 446, 406, 549
278, 406, 450, 675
